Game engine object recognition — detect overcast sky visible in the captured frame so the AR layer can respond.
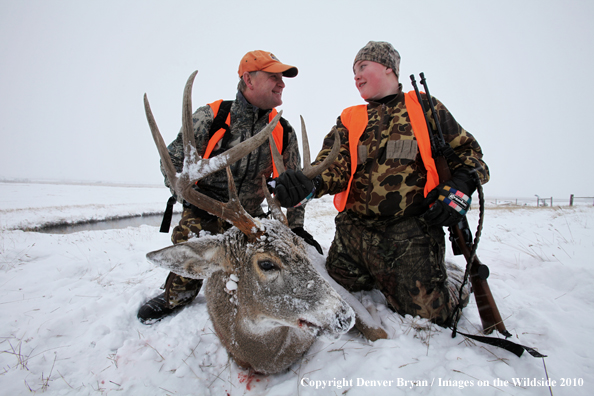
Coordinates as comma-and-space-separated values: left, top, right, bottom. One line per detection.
1, 0, 593, 200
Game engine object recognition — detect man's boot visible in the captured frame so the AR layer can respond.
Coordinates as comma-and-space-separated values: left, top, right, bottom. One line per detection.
137, 272, 203, 324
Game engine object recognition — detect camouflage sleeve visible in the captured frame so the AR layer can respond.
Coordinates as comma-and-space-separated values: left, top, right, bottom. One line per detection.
428, 96, 490, 185
281, 118, 306, 228
161, 105, 215, 200
312, 120, 352, 197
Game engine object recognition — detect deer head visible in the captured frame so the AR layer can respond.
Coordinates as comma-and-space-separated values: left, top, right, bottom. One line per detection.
143, 71, 353, 374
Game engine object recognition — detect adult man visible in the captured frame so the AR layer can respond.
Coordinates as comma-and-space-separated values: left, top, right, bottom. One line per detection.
274, 41, 489, 328
138, 50, 321, 324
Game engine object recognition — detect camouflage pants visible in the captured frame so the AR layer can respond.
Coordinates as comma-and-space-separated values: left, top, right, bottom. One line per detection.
164, 205, 231, 308
326, 212, 463, 327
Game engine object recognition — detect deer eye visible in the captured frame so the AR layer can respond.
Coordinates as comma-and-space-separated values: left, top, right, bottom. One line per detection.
258, 261, 276, 271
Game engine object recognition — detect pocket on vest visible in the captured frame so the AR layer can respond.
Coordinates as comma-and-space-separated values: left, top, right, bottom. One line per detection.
357, 145, 368, 164
387, 140, 418, 161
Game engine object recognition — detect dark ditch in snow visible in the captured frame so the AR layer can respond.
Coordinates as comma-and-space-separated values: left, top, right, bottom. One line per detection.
32, 213, 182, 234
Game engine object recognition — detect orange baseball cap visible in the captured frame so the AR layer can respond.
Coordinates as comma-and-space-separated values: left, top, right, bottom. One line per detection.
238, 50, 298, 78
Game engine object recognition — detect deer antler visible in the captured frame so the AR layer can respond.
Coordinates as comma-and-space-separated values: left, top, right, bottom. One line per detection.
144, 70, 282, 240
265, 115, 341, 222
269, 116, 340, 179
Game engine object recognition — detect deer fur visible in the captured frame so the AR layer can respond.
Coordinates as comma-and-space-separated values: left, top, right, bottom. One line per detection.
147, 219, 354, 374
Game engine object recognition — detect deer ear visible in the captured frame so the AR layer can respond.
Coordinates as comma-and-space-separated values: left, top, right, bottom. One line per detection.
146, 238, 230, 279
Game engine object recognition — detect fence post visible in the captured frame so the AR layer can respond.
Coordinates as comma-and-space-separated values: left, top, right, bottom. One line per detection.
570, 194, 574, 206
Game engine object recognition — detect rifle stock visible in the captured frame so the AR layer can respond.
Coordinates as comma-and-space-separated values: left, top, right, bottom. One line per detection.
413, 74, 509, 336
453, 224, 507, 335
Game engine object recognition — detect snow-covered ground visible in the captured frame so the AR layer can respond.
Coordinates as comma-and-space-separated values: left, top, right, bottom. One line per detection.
1, 181, 592, 395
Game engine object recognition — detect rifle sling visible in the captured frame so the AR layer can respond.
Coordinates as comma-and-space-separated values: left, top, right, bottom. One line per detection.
159, 196, 177, 233
455, 330, 547, 358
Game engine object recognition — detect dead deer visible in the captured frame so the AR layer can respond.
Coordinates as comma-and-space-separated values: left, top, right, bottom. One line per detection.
142, 71, 356, 374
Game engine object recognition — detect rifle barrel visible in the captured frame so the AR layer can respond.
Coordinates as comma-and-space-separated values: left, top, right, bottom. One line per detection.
410, 74, 438, 154
419, 73, 446, 146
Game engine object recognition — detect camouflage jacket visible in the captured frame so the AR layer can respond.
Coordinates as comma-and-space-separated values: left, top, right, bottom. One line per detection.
164, 90, 305, 228
314, 89, 489, 220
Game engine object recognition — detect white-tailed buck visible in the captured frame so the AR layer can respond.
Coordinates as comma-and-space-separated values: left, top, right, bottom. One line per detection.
142, 71, 357, 374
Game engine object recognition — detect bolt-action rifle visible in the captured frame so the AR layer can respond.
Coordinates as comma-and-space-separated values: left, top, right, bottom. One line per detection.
410, 73, 511, 338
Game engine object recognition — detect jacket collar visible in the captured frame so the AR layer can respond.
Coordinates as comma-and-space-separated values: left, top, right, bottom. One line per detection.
366, 83, 403, 108
235, 90, 270, 120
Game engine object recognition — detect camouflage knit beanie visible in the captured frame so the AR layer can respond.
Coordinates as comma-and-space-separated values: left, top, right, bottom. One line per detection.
353, 41, 401, 77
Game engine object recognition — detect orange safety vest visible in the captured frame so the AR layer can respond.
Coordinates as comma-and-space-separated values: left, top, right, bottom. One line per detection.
204, 100, 284, 178
333, 91, 440, 212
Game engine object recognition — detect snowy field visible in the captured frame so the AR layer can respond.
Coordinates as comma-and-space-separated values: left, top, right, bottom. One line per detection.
1, 181, 593, 395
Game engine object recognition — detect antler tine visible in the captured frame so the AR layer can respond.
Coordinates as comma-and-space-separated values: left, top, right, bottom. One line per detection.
262, 175, 289, 226
266, 116, 340, 223
269, 134, 285, 175
301, 120, 341, 180
224, 110, 282, 172
300, 116, 311, 172
269, 116, 341, 182
182, 71, 199, 162
265, 123, 287, 226
144, 94, 179, 187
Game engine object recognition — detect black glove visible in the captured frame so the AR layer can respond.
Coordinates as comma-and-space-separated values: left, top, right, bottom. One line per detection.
422, 169, 476, 227
273, 169, 315, 208
291, 227, 323, 255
